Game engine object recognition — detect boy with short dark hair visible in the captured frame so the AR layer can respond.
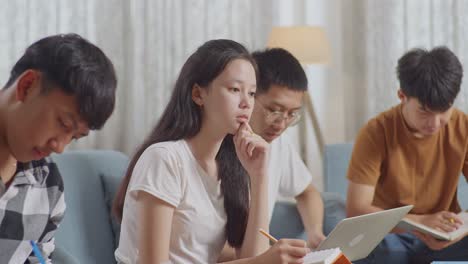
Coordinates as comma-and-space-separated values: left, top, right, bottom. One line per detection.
348, 46, 468, 263
0, 33, 117, 263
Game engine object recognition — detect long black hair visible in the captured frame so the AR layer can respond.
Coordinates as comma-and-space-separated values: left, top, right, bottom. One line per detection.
113, 39, 257, 248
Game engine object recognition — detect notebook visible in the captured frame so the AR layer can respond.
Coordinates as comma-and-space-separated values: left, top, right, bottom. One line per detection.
396, 211, 468, 241
303, 248, 351, 264
315, 205, 413, 261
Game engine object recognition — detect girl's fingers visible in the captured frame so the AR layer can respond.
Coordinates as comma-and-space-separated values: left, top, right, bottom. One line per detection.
239, 137, 248, 156
237, 131, 256, 157
285, 256, 304, 264
234, 123, 248, 149
234, 122, 247, 139
279, 239, 308, 247
243, 122, 254, 133
244, 137, 258, 157
287, 246, 310, 258
247, 141, 255, 157
234, 123, 268, 160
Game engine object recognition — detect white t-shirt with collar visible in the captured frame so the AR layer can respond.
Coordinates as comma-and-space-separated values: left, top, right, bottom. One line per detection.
267, 134, 313, 218
115, 140, 227, 264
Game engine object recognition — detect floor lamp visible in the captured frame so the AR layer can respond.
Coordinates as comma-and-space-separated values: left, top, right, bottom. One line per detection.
267, 26, 331, 159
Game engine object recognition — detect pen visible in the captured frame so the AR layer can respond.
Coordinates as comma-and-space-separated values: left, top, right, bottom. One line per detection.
30, 240, 46, 264
259, 228, 278, 243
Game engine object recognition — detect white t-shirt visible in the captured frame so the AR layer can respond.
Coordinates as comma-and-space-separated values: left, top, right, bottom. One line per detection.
267, 135, 313, 218
115, 140, 227, 264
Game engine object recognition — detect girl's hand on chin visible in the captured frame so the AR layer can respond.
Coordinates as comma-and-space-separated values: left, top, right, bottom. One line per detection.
233, 122, 270, 183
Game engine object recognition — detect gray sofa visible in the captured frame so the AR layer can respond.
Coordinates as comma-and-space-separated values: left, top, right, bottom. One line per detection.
51, 149, 346, 263
51, 144, 468, 263
50, 148, 347, 263
53, 144, 468, 264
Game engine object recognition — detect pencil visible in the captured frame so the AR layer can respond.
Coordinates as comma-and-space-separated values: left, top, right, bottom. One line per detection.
259, 228, 278, 243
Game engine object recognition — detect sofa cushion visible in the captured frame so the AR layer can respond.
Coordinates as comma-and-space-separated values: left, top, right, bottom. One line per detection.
52, 150, 128, 264
323, 143, 353, 200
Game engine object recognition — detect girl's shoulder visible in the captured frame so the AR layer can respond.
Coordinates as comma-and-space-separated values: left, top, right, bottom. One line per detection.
143, 140, 186, 154
139, 140, 191, 168
145, 140, 186, 152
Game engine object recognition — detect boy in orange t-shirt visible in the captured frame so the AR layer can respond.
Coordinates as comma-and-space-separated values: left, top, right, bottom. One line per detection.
348, 46, 468, 263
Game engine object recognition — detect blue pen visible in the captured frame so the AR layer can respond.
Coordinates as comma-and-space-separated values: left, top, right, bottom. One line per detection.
30, 240, 46, 264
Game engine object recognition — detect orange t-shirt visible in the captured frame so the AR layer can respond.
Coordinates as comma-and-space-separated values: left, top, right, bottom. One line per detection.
347, 104, 468, 214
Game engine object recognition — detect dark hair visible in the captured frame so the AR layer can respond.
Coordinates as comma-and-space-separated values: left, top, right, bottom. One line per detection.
252, 48, 307, 94
397, 46, 463, 112
4, 33, 117, 129
113, 39, 257, 248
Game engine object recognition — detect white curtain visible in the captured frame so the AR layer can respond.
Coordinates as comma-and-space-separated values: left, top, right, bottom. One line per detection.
341, 0, 468, 139
6, 1, 464, 190
0, 0, 274, 155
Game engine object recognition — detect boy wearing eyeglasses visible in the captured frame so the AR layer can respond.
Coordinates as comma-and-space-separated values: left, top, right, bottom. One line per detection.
218, 48, 343, 261
249, 48, 330, 247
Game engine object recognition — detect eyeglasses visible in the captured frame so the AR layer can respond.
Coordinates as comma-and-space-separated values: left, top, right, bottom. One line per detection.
256, 100, 302, 127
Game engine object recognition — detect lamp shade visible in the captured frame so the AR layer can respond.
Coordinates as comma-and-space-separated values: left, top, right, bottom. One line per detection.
267, 26, 330, 64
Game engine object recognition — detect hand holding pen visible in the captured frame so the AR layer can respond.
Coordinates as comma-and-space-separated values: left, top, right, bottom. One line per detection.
258, 228, 310, 264
30, 240, 46, 264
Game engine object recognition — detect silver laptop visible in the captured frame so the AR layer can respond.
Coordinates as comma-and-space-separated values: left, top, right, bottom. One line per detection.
316, 205, 413, 261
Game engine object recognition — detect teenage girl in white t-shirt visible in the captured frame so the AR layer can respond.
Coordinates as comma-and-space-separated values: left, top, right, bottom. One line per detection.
112, 39, 309, 264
